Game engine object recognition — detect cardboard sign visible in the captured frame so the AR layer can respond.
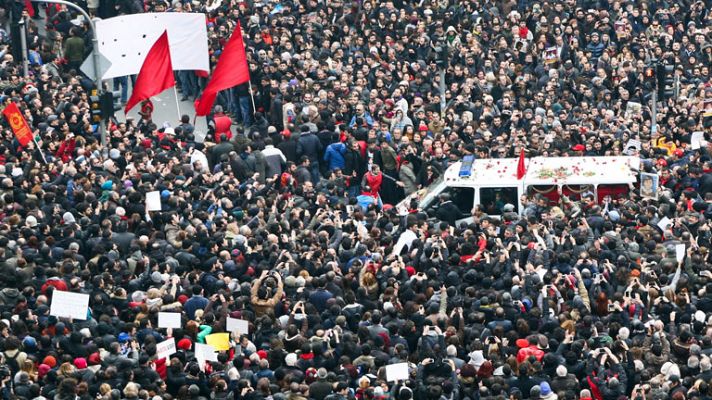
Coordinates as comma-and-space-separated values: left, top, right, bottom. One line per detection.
385, 363, 410, 382
205, 333, 230, 351
226, 317, 249, 335
156, 338, 176, 360
50, 291, 90, 320
158, 312, 182, 329
146, 191, 162, 211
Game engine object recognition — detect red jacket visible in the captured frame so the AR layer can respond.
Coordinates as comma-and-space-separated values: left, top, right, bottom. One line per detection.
516, 345, 545, 363
41, 278, 68, 295
213, 114, 232, 143
56, 138, 76, 163
154, 356, 167, 380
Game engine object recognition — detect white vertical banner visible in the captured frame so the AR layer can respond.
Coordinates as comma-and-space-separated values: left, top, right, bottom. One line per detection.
96, 13, 209, 80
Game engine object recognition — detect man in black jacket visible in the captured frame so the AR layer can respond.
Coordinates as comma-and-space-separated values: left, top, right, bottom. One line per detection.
435, 193, 465, 227
297, 126, 323, 182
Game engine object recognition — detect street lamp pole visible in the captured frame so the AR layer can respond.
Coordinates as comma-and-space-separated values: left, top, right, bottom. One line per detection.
30, 0, 106, 148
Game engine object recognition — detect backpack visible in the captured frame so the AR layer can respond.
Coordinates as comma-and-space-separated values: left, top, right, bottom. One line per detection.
4, 351, 20, 375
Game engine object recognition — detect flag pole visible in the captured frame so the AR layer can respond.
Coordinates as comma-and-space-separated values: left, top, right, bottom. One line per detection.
173, 86, 182, 121
247, 80, 256, 114
33, 136, 47, 164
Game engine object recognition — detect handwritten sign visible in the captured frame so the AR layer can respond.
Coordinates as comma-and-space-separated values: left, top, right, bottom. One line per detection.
158, 312, 182, 329
50, 291, 90, 320
156, 338, 176, 360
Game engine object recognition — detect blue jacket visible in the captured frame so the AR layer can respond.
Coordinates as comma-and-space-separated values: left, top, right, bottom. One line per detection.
348, 112, 374, 128
324, 142, 346, 171
183, 295, 209, 320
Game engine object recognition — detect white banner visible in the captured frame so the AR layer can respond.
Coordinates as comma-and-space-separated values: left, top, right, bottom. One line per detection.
50, 291, 90, 320
96, 13, 209, 80
156, 338, 176, 360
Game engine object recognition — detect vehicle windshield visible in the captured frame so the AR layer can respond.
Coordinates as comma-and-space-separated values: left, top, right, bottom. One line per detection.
418, 175, 446, 208
395, 174, 446, 214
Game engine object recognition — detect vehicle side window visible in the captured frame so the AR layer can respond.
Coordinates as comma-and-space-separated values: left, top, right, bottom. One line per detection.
427, 187, 475, 213
480, 187, 518, 215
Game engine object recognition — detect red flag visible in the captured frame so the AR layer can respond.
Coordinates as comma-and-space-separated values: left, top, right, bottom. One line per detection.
194, 22, 250, 116
125, 31, 175, 114
24, 0, 35, 18
3, 102, 33, 147
517, 148, 526, 180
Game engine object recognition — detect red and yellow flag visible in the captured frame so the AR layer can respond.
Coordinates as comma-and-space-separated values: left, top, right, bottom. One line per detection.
3, 102, 33, 147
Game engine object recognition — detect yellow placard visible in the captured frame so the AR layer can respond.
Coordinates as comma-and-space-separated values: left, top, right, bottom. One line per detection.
205, 333, 230, 351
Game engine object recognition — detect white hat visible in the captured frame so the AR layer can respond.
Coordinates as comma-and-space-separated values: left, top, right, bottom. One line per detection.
468, 350, 485, 369
695, 310, 706, 323
227, 367, 240, 380
26, 215, 37, 228
661, 361, 680, 378
285, 353, 298, 367
556, 365, 567, 377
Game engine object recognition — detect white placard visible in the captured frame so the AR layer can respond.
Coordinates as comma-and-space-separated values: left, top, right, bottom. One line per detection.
676, 244, 686, 263
226, 318, 249, 335
625, 101, 642, 119
156, 338, 176, 360
691, 131, 706, 150
624, 139, 641, 155
96, 13, 209, 80
657, 217, 672, 232
146, 191, 162, 211
385, 363, 410, 382
158, 312, 182, 329
50, 291, 90, 320
195, 343, 218, 371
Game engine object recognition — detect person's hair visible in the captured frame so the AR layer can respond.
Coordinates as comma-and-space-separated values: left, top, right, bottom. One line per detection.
124, 382, 139, 397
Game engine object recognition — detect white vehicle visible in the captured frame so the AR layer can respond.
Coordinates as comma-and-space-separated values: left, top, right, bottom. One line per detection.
396, 156, 640, 224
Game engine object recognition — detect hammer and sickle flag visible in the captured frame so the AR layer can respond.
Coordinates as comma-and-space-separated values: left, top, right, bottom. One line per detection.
3, 102, 33, 147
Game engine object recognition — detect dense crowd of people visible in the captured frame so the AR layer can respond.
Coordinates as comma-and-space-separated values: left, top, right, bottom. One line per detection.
0, 0, 709, 399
